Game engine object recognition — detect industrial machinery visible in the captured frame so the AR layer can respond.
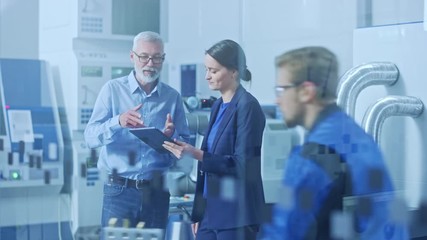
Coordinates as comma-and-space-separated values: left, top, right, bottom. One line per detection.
0, 59, 68, 239
260, 119, 299, 204
169, 63, 219, 112
350, 10, 427, 235
37, 1, 167, 238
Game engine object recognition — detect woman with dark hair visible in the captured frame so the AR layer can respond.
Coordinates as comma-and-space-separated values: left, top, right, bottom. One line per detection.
163, 39, 266, 240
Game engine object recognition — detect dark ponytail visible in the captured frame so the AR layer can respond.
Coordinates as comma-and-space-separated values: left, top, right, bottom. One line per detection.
241, 68, 252, 82
206, 39, 251, 82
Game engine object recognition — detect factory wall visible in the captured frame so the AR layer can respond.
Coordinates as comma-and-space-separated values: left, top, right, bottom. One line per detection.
0, 0, 39, 59
353, 22, 427, 208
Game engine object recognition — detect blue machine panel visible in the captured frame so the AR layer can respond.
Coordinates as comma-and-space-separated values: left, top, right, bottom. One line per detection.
181, 64, 197, 97
0, 59, 60, 162
0, 59, 42, 108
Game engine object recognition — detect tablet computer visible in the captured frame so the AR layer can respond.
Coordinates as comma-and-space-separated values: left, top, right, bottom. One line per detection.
129, 127, 174, 154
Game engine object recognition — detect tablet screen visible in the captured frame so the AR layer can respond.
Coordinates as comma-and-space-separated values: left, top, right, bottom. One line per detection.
129, 127, 173, 154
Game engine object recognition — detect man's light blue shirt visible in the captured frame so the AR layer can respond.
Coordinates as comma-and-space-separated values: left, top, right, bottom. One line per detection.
84, 71, 190, 180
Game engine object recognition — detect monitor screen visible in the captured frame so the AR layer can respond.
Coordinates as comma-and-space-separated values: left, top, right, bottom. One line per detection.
81, 66, 103, 78
111, 67, 133, 79
112, 0, 160, 36
180, 64, 196, 97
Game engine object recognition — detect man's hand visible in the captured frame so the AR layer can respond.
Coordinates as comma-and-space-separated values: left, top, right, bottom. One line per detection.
163, 113, 175, 138
119, 104, 144, 128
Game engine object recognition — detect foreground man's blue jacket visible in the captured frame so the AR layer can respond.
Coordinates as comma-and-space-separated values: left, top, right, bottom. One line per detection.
262, 104, 408, 240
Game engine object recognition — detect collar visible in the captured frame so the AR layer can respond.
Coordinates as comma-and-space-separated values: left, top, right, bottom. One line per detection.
219, 84, 245, 106
309, 103, 342, 133
128, 70, 162, 96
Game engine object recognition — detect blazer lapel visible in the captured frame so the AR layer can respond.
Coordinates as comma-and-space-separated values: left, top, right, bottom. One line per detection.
210, 86, 246, 152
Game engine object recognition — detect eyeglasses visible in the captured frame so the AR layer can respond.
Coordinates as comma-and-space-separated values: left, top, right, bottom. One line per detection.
275, 83, 301, 97
132, 51, 165, 64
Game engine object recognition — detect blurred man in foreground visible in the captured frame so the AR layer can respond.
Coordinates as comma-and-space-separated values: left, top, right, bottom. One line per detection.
262, 46, 408, 239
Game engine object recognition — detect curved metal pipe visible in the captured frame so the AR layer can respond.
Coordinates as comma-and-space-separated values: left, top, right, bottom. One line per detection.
337, 62, 399, 117
362, 96, 424, 144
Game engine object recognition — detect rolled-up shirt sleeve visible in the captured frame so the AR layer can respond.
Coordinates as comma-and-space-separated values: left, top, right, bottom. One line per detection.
84, 83, 123, 148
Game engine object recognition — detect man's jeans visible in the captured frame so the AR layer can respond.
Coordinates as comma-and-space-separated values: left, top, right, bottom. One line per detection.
101, 181, 170, 229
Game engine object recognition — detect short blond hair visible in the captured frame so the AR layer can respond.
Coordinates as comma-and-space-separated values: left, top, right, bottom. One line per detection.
275, 46, 339, 101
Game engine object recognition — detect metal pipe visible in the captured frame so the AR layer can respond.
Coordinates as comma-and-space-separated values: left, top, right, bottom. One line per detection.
337, 62, 399, 117
357, 0, 373, 28
362, 96, 424, 144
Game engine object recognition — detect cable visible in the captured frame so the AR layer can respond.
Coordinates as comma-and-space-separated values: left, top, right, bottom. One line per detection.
58, 194, 75, 240
176, 204, 192, 219
68, 193, 75, 240
58, 194, 63, 240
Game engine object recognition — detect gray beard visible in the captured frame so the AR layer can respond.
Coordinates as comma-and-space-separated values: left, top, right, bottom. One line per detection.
137, 70, 160, 83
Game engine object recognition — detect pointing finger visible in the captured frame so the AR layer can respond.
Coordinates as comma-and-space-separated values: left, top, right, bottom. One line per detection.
167, 113, 172, 123
132, 104, 143, 111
